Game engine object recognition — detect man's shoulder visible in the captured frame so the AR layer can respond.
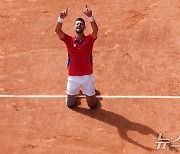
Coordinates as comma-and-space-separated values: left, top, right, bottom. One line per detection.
85, 34, 97, 41
61, 33, 74, 42
65, 33, 74, 39
86, 34, 92, 38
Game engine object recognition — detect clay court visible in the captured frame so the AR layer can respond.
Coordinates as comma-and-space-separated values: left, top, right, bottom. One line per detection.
0, 0, 180, 153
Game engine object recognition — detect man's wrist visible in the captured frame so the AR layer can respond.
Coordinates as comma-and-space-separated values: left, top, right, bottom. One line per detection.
58, 16, 63, 23
88, 16, 94, 22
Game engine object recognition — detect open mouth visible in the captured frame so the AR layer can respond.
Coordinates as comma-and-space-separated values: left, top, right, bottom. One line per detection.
76, 27, 83, 33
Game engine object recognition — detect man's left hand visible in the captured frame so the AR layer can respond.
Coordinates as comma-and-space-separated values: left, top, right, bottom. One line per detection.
84, 5, 92, 17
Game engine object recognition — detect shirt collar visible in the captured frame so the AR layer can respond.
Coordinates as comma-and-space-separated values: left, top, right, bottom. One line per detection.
74, 35, 86, 43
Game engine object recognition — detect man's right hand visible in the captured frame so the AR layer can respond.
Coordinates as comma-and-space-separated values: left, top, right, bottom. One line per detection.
60, 7, 68, 19
55, 7, 68, 39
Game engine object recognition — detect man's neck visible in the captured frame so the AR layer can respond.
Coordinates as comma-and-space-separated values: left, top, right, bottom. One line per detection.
76, 33, 85, 42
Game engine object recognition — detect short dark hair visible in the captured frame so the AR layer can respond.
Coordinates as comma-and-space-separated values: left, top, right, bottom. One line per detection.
76, 18, 85, 26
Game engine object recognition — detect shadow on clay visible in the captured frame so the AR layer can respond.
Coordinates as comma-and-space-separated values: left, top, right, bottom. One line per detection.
71, 91, 179, 152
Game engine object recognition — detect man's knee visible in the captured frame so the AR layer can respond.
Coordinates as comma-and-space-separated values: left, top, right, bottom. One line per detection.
86, 95, 97, 109
66, 95, 76, 108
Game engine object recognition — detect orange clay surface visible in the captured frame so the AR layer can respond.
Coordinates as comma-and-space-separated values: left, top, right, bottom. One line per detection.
0, 0, 180, 153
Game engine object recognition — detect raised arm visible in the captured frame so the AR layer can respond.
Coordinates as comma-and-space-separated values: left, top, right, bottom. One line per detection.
84, 5, 98, 39
55, 7, 68, 39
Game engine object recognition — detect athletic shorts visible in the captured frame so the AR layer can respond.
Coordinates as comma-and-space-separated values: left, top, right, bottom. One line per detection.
67, 73, 95, 96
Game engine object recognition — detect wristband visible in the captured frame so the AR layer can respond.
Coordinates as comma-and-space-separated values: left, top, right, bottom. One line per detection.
58, 16, 63, 23
89, 16, 94, 22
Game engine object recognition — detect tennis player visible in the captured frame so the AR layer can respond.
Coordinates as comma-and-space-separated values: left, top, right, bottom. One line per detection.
55, 5, 98, 109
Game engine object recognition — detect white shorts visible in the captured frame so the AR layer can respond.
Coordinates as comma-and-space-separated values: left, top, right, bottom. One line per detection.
67, 73, 95, 96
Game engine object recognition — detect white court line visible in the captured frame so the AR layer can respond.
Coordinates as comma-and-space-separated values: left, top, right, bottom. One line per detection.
0, 95, 180, 99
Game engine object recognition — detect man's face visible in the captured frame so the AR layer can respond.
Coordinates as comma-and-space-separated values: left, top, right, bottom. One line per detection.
74, 20, 86, 34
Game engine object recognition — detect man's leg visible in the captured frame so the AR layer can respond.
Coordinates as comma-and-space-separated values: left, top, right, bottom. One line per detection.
81, 74, 96, 109
86, 95, 97, 109
66, 95, 76, 108
66, 76, 80, 108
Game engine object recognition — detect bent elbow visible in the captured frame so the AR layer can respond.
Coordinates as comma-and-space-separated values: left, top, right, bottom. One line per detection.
55, 28, 58, 34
